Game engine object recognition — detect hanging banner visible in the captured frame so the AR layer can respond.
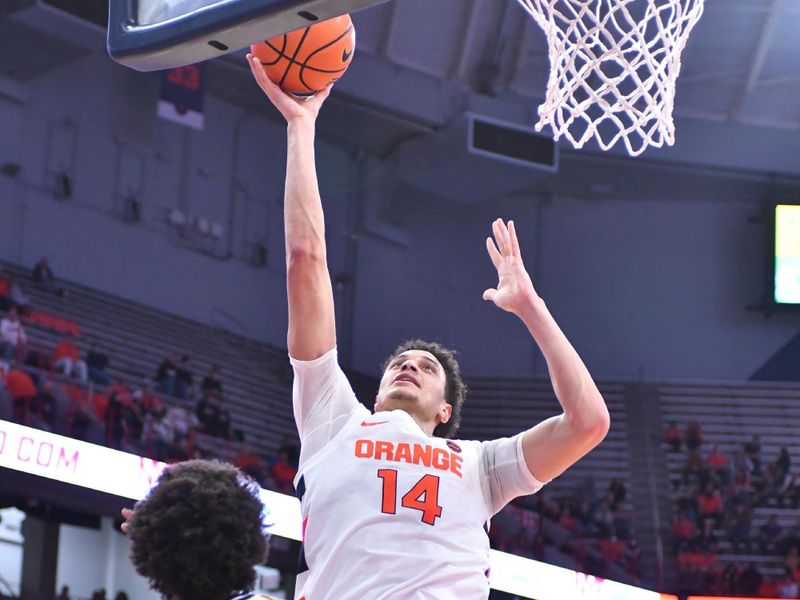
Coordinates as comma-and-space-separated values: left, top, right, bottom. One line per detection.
158, 63, 205, 130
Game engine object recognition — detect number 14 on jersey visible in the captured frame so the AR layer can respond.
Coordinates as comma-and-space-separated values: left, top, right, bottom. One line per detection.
377, 469, 443, 526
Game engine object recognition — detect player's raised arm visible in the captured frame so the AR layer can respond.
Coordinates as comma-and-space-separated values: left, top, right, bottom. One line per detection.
483, 219, 610, 483
247, 54, 335, 361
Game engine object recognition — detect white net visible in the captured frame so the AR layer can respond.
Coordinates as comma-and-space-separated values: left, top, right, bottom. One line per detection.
515, 0, 705, 156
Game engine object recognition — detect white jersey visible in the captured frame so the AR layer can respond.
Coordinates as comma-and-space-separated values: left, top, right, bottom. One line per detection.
291, 348, 545, 600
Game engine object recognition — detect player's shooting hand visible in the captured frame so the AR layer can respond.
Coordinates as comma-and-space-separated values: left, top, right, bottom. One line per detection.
120, 507, 134, 535
247, 53, 332, 125
483, 219, 539, 316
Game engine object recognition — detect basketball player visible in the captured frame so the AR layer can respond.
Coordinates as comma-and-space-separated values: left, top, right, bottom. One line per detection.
121, 460, 276, 600
247, 53, 610, 599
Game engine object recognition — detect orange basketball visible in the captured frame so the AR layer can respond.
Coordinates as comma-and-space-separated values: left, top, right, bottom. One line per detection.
250, 14, 355, 96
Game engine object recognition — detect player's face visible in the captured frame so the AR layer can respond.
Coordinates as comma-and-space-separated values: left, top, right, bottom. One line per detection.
375, 350, 451, 433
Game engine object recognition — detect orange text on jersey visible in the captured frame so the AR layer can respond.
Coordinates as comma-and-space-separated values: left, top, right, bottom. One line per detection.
354, 439, 463, 478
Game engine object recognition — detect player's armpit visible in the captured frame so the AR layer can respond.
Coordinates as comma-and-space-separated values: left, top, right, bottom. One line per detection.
521, 410, 609, 483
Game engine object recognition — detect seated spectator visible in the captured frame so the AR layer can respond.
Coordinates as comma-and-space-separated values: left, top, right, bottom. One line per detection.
777, 446, 792, 480
278, 435, 300, 468
739, 562, 763, 596
164, 404, 199, 460
270, 450, 297, 495
0, 273, 11, 311
175, 355, 193, 399
86, 343, 111, 386
777, 567, 799, 599
195, 391, 222, 436
698, 483, 723, 532
105, 380, 133, 450
8, 275, 31, 315
706, 444, 730, 485
759, 515, 783, 555
5, 367, 37, 425
32, 256, 65, 296
65, 384, 100, 442
53, 333, 87, 382
683, 450, 707, 486
728, 497, 753, 554
142, 396, 173, 462
201, 365, 223, 394
673, 510, 696, 552
685, 421, 703, 451
234, 438, 270, 487
1, 307, 27, 363
744, 434, 762, 474
608, 478, 627, 509
665, 421, 682, 453
33, 380, 58, 430
155, 353, 178, 396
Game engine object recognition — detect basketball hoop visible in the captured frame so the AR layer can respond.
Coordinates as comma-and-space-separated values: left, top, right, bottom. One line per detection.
515, 0, 705, 156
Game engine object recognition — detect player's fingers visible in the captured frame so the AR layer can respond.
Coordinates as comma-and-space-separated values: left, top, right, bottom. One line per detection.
482, 288, 497, 302
486, 237, 503, 270
121, 507, 134, 519
508, 220, 521, 258
492, 219, 509, 256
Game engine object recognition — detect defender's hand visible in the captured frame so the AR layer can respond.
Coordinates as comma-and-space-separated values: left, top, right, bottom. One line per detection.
483, 219, 538, 316
120, 507, 134, 535
247, 53, 332, 124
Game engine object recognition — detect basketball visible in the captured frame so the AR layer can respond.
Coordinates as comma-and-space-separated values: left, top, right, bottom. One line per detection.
250, 14, 355, 96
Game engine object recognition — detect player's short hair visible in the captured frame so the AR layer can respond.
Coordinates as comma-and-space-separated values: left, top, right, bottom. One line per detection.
382, 339, 466, 439
128, 459, 267, 600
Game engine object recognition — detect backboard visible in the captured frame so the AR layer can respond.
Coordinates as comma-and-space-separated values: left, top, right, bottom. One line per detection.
108, 0, 387, 72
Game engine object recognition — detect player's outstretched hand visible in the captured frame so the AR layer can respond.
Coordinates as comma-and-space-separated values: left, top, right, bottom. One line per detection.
247, 53, 332, 125
483, 219, 539, 316
120, 507, 134, 535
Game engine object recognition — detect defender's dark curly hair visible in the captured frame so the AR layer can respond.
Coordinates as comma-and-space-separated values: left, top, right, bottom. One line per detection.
382, 339, 467, 439
128, 460, 267, 600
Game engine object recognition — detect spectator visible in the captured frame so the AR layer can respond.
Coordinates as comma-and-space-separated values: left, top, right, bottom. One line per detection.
698, 483, 723, 538
114, 593, 129, 600
278, 435, 300, 469
201, 364, 223, 394
65, 384, 100, 442
105, 380, 134, 450
777, 447, 792, 480
760, 515, 783, 555
683, 450, 707, 487
744, 434, 762, 474
608, 478, 627, 509
195, 391, 222, 436
0, 273, 11, 311
86, 343, 111, 386
728, 497, 753, 554
707, 444, 731, 485
33, 380, 58, 429
32, 256, 65, 296
739, 562, 763, 596
686, 421, 703, 451
665, 421, 682, 453
175, 354, 193, 399
5, 367, 37, 424
0, 306, 27, 363
234, 438, 270, 486
8, 275, 31, 315
53, 334, 87, 382
142, 396, 173, 462
777, 568, 799, 600
56, 586, 71, 600
155, 353, 178, 396
673, 510, 696, 552
270, 450, 297, 494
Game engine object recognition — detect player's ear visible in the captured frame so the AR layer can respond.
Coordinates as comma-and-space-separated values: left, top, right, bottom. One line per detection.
374, 393, 383, 411
438, 401, 452, 424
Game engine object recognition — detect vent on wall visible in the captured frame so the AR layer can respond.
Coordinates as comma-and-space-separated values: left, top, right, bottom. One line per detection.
468, 114, 558, 171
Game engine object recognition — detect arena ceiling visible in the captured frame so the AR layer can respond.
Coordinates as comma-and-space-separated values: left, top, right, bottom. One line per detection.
3, 0, 800, 193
